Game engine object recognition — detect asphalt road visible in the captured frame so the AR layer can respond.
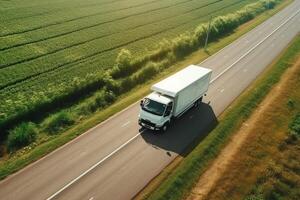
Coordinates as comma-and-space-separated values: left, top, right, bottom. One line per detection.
1, 1, 300, 200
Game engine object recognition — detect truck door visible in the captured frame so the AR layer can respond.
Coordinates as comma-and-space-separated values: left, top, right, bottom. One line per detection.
163, 102, 173, 120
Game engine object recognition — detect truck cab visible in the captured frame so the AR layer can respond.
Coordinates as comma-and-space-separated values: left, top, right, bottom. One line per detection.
139, 92, 173, 131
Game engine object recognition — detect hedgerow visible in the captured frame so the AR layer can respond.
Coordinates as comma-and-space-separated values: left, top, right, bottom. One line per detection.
111, 0, 281, 81
43, 111, 75, 134
7, 122, 37, 152
77, 89, 117, 115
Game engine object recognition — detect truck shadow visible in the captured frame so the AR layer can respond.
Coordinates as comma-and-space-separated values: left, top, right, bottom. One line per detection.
140, 102, 218, 157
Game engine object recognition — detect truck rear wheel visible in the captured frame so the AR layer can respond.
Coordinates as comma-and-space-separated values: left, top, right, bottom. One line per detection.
194, 97, 203, 107
194, 99, 200, 107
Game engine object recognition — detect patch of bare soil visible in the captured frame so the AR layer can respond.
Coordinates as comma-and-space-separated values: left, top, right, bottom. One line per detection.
186, 58, 300, 200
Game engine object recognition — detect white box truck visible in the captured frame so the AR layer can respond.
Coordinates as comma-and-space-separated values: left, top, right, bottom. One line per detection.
138, 65, 212, 132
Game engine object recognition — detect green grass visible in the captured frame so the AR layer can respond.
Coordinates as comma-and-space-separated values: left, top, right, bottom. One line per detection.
245, 135, 300, 200
207, 49, 300, 200
0, 0, 259, 132
145, 35, 300, 200
289, 113, 300, 136
0, 0, 291, 180
205, 77, 300, 200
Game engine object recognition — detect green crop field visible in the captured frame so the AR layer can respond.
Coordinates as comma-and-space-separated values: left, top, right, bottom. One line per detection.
0, 0, 260, 132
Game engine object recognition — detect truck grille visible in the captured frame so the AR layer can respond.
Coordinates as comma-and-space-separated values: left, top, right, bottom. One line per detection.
140, 119, 155, 127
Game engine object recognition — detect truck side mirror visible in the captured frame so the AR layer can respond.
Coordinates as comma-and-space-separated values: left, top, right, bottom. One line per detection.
164, 111, 170, 117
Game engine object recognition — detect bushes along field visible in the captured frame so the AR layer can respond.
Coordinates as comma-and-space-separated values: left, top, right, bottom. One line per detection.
7, 122, 37, 152
43, 111, 75, 135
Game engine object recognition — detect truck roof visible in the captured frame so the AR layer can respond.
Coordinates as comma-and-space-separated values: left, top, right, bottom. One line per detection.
151, 65, 212, 97
146, 92, 172, 105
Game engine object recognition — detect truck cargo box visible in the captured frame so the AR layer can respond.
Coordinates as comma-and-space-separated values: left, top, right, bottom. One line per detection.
151, 65, 212, 117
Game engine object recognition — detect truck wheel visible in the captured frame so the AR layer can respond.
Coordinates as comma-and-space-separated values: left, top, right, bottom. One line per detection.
194, 99, 199, 107
194, 97, 203, 107
161, 123, 169, 133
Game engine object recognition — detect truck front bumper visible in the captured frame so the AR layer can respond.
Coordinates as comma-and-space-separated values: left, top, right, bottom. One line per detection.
138, 119, 162, 131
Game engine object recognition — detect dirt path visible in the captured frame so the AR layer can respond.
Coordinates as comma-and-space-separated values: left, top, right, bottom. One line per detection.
186, 58, 300, 200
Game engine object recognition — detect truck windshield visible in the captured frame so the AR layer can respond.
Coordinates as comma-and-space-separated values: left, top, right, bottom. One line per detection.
142, 98, 166, 116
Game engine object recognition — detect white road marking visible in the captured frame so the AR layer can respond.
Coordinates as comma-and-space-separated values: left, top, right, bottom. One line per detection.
46, 132, 142, 200
89, 197, 94, 200
47, 8, 300, 200
210, 8, 300, 84
121, 121, 131, 127
220, 89, 225, 93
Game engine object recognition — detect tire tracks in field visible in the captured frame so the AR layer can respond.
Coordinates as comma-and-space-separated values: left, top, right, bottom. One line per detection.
0, 0, 169, 38
0, 0, 245, 91
0, 0, 220, 69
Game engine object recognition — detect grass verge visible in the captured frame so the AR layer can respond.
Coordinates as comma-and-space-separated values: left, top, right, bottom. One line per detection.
204, 51, 300, 200
143, 34, 300, 200
0, 0, 293, 180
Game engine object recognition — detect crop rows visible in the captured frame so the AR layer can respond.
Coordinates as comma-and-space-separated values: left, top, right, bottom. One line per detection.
0, 0, 257, 130
0, 0, 214, 64
0, 0, 250, 88
0, 0, 172, 36
0, 0, 130, 23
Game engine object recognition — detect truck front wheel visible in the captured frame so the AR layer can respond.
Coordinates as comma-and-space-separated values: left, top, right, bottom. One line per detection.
161, 122, 169, 133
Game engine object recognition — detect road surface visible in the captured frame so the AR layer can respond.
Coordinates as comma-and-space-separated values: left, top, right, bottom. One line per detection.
0, 1, 300, 199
